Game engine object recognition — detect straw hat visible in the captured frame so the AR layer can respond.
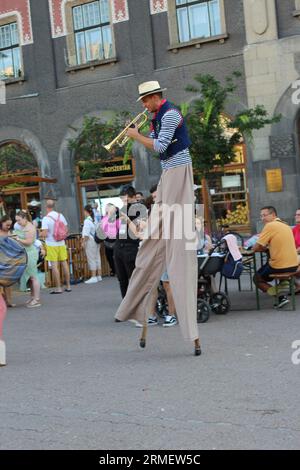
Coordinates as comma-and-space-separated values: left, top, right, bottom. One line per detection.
137, 80, 167, 101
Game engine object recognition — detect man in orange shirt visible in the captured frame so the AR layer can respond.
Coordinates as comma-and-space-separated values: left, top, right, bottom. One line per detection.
253, 206, 298, 308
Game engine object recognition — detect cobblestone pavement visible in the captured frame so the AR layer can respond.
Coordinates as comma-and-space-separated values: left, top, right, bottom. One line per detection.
1, 277, 300, 450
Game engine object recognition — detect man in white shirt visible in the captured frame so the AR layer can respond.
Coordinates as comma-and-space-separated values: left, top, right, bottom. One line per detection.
41, 200, 71, 294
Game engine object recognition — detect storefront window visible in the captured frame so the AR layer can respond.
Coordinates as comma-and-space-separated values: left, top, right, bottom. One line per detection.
0, 143, 40, 221
209, 168, 249, 226
81, 183, 124, 216
77, 158, 135, 222
205, 141, 250, 230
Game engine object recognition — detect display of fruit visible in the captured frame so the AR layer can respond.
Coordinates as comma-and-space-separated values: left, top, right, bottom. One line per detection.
217, 203, 249, 226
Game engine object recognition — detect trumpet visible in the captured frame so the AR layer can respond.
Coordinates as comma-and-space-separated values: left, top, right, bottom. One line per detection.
103, 110, 148, 152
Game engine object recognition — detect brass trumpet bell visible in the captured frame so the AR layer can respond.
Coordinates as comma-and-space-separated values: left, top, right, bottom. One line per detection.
103, 110, 148, 152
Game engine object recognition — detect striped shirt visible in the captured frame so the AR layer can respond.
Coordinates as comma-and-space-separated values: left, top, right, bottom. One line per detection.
150, 109, 192, 170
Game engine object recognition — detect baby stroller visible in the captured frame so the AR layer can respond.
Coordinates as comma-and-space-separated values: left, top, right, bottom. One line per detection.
197, 243, 231, 323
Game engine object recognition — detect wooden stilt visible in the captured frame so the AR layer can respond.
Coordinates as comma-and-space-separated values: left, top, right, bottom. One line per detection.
139, 322, 147, 349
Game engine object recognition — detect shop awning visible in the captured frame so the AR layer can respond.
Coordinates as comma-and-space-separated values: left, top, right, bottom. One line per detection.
0, 176, 57, 186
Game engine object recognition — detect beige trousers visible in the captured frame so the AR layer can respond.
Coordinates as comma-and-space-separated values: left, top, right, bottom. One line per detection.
115, 164, 199, 342
85, 238, 101, 271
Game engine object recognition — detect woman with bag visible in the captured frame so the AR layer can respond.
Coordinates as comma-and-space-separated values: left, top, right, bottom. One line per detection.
82, 205, 102, 284
14, 211, 41, 308
100, 204, 121, 277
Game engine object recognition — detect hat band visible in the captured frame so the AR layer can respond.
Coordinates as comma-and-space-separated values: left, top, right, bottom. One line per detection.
139, 87, 162, 97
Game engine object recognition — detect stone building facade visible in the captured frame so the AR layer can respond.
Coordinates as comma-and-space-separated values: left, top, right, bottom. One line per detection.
243, 0, 300, 228
0, 0, 299, 231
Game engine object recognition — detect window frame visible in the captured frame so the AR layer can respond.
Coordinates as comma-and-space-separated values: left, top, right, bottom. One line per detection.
293, 0, 300, 17
0, 20, 22, 80
167, 0, 227, 50
294, 0, 300, 15
65, 0, 116, 70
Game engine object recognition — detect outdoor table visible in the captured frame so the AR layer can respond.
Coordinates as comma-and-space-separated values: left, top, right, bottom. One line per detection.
221, 249, 260, 310
240, 249, 260, 310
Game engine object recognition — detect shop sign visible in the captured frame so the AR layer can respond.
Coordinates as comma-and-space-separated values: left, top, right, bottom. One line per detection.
221, 175, 241, 188
101, 160, 133, 178
78, 159, 134, 180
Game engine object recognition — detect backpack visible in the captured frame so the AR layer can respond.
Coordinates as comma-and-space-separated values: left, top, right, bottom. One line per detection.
221, 253, 244, 279
48, 214, 68, 241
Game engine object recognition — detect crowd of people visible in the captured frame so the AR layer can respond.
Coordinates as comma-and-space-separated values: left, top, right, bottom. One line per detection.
2, 80, 300, 368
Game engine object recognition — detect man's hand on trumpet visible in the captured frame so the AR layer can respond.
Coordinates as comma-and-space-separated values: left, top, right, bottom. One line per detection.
126, 124, 154, 150
126, 124, 139, 140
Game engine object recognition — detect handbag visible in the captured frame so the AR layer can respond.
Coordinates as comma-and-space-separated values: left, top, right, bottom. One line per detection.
104, 239, 116, 250
94, 223, 106, 244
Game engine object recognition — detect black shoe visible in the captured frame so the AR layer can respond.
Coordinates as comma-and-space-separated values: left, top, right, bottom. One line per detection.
274, 296, 289, 309
115, 318, 122, 322
194, 346, 202, 356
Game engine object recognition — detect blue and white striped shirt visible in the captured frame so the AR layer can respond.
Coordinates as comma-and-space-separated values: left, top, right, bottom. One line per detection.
150, 109, 192, 170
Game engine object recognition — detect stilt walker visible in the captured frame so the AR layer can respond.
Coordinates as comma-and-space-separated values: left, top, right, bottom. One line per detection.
114, 81, 201, 356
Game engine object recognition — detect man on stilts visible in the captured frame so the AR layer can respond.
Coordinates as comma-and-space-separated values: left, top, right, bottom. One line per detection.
114, 81, 201, 356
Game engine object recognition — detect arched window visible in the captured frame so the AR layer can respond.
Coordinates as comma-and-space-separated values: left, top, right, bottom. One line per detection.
0, 142, 37, 174
0, 143, 40, 217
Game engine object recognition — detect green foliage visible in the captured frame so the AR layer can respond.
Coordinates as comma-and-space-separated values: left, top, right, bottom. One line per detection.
185, 72, 281, 178
68, 112, 131, 180
231, 105, 280, 143
0, 143, 37, 175
123, 119, 151, 164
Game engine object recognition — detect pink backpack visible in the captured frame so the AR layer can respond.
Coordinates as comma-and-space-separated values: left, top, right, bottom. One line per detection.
48, 214, 68, 241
